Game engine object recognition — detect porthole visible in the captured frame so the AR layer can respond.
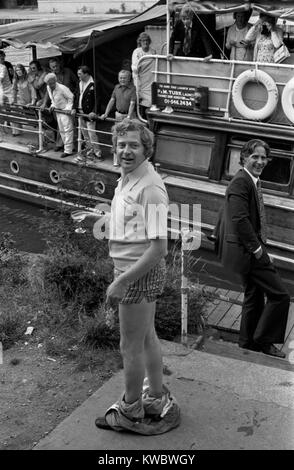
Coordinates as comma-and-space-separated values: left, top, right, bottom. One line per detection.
49, 169, 60, 184
95, 180, 105, 194
10, 160, 20, 174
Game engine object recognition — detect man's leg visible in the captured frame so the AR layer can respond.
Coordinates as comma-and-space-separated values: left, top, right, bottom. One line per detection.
87, 120, 101, 157
60, 114, 73, 154
239, 276, 265, 348
144, 304, 163, 398
119, 299, 156, 404
250, 256, 290, 345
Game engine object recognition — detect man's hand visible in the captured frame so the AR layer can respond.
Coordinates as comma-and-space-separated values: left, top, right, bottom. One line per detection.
106, 277, 129, 308
100, 113, 108, 120
88, 112, 97, 121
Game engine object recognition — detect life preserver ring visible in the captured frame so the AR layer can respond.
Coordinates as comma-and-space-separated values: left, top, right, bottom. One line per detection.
232, 69, 278, 121
281, 76, 294, 124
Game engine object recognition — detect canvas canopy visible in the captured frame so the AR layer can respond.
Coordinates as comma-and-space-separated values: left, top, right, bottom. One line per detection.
0, 1, 294, 55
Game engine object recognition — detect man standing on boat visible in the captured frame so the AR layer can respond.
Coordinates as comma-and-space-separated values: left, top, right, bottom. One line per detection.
73, 65, 102, 162
44, 73, 74, 158
100, 70, 136, 122
215, 139, 289, 358
94, 118, 180, 434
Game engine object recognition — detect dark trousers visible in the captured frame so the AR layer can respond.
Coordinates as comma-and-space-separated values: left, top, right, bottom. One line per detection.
239, 251, 290, 347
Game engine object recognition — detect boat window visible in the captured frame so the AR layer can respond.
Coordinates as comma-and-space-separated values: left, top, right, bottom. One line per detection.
154, 125, 214, 176
225, 138, 293, 191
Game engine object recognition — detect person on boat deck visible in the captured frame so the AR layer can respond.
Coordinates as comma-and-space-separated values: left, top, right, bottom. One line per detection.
73, 65, 102, 162
245, 13, 283, 63
225, 10, 253, 61
169, 5, 214, 61
0, 51, 13, 106
94, 118, 180, 434
100, 70, 136, 122
44, 73, 74, 158
214, 139, 289, 358
28, 60, 47, 106
11, 64, 37, 136
131, 32, 156, 89
0, 50, 14, 84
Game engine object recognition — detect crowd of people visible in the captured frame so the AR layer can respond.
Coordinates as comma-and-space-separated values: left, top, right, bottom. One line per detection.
0, 5, 289, 161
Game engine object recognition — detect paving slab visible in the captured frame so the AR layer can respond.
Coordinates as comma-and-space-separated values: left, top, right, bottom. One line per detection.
34, 340, 294, 450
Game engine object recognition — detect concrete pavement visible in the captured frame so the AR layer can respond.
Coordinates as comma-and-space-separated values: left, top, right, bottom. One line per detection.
34, 340, 294, 450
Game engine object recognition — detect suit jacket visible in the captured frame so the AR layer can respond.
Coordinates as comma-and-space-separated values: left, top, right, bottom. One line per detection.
74, 80, 99, 117
215, 169, 264, 276
169, 17, 214, 58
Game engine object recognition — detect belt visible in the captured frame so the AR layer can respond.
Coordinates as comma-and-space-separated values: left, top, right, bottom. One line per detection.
116, 110, 128, 115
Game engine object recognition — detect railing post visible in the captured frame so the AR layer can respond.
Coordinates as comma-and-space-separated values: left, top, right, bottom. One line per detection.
37, 108, 44, 152
77, 116, 82, 154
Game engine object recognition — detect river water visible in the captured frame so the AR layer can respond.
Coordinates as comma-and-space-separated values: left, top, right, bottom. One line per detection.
0, 195, 47, 253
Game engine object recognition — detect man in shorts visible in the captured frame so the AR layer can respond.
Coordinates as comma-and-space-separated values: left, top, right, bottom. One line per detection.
95, 119, 180, 434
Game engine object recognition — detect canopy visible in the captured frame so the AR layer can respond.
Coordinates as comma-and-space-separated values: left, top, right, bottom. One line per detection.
1, 1, 294, 56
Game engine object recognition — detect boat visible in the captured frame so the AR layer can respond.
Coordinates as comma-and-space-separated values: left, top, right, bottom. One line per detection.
0, 1, 294, 274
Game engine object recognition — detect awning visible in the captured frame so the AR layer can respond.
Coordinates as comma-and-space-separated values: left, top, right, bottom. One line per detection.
0, 16, 131, 54
1, 1, 294, 56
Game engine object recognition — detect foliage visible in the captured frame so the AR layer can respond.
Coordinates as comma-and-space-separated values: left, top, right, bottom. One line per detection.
0, 232, 26, 285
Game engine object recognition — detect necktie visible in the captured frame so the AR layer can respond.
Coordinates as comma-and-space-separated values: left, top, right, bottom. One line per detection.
183, 27, 191, 56
256, 179, 267, 244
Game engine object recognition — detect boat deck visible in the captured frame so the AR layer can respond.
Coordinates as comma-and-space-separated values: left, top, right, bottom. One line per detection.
202, 285, 294, 362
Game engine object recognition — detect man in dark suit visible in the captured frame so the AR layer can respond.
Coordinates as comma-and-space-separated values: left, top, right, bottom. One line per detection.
73, 65, 102, 161
215, 139, 289, 358
169, 5, 214, 59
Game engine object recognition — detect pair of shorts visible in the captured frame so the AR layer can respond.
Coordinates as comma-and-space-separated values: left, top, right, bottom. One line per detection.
114, 259, 166, 304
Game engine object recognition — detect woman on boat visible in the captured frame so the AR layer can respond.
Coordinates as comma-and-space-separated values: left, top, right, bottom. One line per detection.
131, 32, 156, 89
131, 32, 156, 120
11, 64, 36, 135
245, 13, 284, 62
225, 10, 253, 61
28, 60, 47, 106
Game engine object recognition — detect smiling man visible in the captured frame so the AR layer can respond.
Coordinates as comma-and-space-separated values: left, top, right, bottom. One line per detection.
216, 139, 289, 358
95, 119, 180, 434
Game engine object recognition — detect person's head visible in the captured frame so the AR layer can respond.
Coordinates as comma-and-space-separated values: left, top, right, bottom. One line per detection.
77, 65, 91, 81
112, 118, 154, 173
44, 72, 57, 90
259, 13, 277, 36
118, 69, 132, 86
137, 32, 152, 52
14, 63, 27, 80
233, 10, 252, 29
180, 5, 194, 29
49, 58, 61, 74
0, 50, 6, 64
29, 60, 42, 73
240, 139, 270, 178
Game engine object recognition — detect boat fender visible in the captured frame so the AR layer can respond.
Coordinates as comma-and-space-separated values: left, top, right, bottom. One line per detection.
10, 160, 20, 174
232, 69, 278, 121
95, 180, 105, 195
49, 169, 60, 184
281, 76, 294, 124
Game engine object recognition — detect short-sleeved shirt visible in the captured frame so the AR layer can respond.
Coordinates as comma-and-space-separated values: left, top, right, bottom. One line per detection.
111, 83, 136, 114
109, 159, 169, 271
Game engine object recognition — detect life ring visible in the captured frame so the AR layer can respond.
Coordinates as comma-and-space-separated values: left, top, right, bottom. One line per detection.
281, 76, 294, 124
95, 180, 105, 195
232, 69, 278, 121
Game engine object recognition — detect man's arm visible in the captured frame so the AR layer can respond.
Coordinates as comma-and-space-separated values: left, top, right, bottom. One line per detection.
100, 97, 115, 120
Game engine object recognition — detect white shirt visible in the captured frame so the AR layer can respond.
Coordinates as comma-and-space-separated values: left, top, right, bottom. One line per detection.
244, 167, 262, 253
47, 82, 73, 111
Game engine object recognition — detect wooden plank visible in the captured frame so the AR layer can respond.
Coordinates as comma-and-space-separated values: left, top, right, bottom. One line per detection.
284, 303, 294, 342
218, 303, 242, 329
207, 301, 232, 326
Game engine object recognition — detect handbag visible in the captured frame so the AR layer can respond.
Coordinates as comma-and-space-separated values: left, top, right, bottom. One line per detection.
274, 43, 290, 63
